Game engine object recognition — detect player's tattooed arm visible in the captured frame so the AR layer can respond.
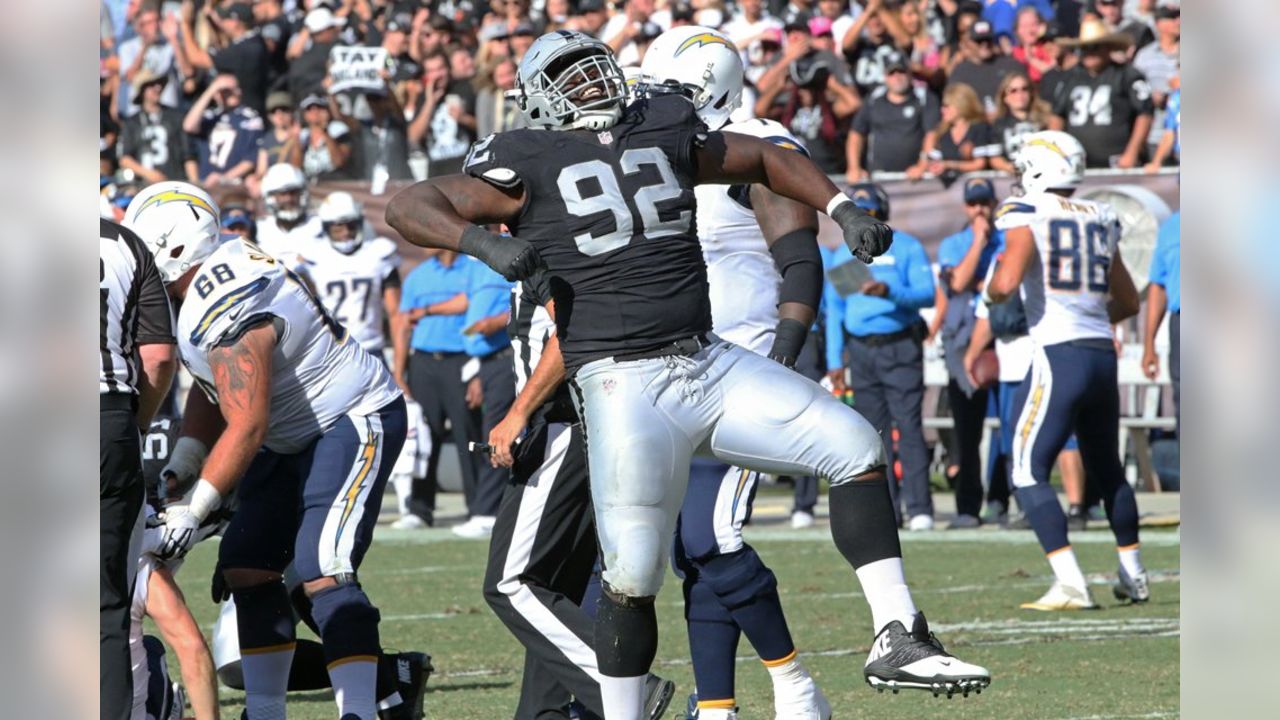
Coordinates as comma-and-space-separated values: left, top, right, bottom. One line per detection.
696, 132, 844, 217
386, 174, 524, 251
201, 320, 277, 495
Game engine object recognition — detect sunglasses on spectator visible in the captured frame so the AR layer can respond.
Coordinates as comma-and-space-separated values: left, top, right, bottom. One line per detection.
1005, 85, 1030, 95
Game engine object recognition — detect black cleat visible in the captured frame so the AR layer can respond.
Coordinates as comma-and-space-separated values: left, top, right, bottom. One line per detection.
864, 613, 991, 698
378, 651, 433, 720
645, 674, 677, 719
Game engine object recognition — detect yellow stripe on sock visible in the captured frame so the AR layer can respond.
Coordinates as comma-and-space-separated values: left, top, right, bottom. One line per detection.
1117, 542, 1140, 551
697, 699, 737, 710
1046, 545, 1073, 558
326, 654, 379, 670
761, 649, 798, 667
241, 642, 297, 656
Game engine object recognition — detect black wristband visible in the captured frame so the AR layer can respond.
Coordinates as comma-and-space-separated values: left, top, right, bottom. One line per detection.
768, 318, 809, 368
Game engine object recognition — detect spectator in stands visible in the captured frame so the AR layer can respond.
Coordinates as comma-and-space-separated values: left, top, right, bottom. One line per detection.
815, 0, 859, 55
413, 14, 454, 63
298, 93, 354, 181
182, 73, 264, 187
934, 178, 1001, 528
253, 0, 293, 88
755, 41, 860, 175
341, 78, 415, 184
221, 203, 258, 241
1010, 6, 1055, 82
939, 0, 983, 77
1088, 0, 1153, 52
508, 21, 540, 61
1144, 209, 1180, 436
1132, 3, 1178, 146
1052, 18, 1153, 168
841, 0, 905, 100
476, 59, 525, 136
1145, 82, 1179, 170
908, 82, 993, 180
881, 0, 944, 91
384, 20, 423, 88
116, 2, 178, 116
822, 184, 936, 529
988, 69, 1056, 173
980, 0, 1055, 45
568, 0, 611, 35
723, 0, 782, 50
410, 51, 478, 178
946, 19, 1024, 117
118, 69, 195, 184
288, 6, 345, 103
602, 0, 659, 67
846, 52, 940, 181
178, 3, 270, 115
253, 92, 301, 190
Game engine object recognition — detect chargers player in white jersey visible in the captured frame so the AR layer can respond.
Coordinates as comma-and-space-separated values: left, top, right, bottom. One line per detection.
291, 192, 406, 366
639, 27, 830, 720
125, 181, 406, 720
978, 131, 1148, 610
257, 163, 323, 258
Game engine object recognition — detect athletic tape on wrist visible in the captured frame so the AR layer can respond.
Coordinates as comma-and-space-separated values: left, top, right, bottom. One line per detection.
826, 194, 855, 218
188, 479, 222, 523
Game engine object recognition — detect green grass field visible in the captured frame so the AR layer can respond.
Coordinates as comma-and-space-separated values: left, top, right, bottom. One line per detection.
165, 518, 1179, 719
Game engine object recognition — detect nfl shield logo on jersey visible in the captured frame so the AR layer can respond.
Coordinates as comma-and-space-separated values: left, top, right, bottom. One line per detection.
597, 130, 614, 144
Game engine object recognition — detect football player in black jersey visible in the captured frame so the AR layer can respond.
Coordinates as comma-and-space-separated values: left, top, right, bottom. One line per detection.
387, 30, 989, 719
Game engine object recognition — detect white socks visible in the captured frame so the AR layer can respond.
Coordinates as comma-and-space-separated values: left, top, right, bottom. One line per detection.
392, 473, 413, 516
329, 657, 379, 720
1048, 546, 1089, 591
599, 674, 647, 720
855, 557, 919, 633
242, 645, 294, 720
1118, 543, 1144, 577
765, 653, 818, 710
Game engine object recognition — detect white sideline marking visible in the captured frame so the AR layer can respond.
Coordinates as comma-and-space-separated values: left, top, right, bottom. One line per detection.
1058, 712, 1178, 720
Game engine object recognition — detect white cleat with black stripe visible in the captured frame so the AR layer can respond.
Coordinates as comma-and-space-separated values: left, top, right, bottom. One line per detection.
864, 613, 991, 698
1112, 566, 1151, 604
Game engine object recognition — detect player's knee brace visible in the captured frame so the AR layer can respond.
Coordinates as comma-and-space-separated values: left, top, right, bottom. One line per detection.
309, 580, 382, 665
695, 548, 778, 610
231, 581, 297, 653
828, 473, 903, 569
597, 584, 658, 677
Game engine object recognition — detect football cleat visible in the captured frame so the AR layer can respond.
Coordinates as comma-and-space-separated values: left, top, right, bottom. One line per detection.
378, 651, 432, 720
1112, 566, 1151, 604
645, 674, 677, 719
864, 613, 991, 698
1020, 581, 1099, 611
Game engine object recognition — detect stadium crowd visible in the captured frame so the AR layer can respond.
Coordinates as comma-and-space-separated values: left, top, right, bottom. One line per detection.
98, 0, 1180, 532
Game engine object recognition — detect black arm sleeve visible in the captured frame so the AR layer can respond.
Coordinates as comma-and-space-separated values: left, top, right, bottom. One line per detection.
126, 229, 176, 345
769, 228, 824, 309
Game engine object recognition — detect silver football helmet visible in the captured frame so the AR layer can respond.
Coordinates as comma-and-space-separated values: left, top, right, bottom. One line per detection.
517, 30, 627, 131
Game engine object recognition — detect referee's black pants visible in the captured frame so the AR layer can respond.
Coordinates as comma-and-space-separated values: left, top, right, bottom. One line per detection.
483, 422, 603, 719
474, 348, 517, 518
409, 351, 482, 520
101, 394, 144, 720
946, 379, 990, 519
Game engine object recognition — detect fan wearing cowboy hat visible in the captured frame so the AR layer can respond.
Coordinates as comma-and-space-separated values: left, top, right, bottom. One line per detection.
1049, 16, 1154, 169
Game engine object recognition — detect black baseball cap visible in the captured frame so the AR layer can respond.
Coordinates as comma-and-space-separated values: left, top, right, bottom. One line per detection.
218, 3, 253, 24
883, 51, 909, 73
578, 0, 607, 12
963, 177, 996, 204
1155, 4, 1180, 19
970, 20, 995, 42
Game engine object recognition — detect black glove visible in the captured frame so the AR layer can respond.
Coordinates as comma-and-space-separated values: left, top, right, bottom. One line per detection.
767, 318, 808, 369
830, 199, 893, 263
211, 563, 230, 604
459, 225, 545, 282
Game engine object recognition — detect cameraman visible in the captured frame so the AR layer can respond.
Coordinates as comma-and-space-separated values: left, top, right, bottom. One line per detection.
755, 22, 860, 175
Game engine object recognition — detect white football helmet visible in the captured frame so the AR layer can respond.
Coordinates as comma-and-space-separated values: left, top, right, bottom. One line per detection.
517, 30, 628, 131
261, 163, 309, 223
1014, 130, 1086, 194
124, 182, 221, 284
640, 26, 744, 129
318, 191, 365, 254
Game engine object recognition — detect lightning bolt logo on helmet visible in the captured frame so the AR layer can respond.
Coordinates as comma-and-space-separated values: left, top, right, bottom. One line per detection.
675, 32, 735, 56
135, 188, 219, 219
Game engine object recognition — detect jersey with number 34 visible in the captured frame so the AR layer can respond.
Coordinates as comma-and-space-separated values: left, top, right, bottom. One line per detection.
994, 192, 1122, 347
175, 239, 401, 454
463, 94, 710, 369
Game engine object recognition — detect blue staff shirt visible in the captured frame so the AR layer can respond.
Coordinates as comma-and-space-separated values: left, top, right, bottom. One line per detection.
823, 230, 936, 370
1150, 211, 1180, 313
462, 262, 513, 357
400, 254, 473, 353
936, 226, 1004, 293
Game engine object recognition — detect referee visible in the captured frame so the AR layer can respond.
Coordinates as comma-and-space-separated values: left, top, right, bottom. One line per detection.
100, 217, 177, 720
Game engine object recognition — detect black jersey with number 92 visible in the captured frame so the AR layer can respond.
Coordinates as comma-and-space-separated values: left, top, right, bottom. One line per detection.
464, 94, 711, 369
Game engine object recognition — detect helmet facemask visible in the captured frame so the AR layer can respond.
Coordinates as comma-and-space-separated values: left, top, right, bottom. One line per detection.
324, 219, 364, 254
267, 187, 306, 223
522, 46, 627, 131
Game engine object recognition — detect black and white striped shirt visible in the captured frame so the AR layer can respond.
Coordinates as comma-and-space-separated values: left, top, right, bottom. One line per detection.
100, 218, 175, 396
509, 272, 575, 421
